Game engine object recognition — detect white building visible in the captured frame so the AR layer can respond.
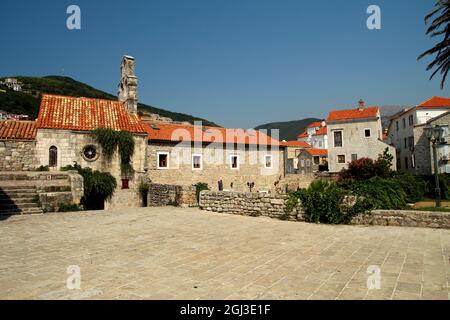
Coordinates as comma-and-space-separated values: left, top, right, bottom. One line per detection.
297, 120, 328, 149
387, 96, 450, 173
327, 100, 396, 173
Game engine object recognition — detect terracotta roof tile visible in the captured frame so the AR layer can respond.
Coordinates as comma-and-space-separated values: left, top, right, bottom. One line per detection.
143, 122, 281, 146
280, 140, 311, 148
417, 96, 450, 107
327, 106, 379, 122
313, 126, 327, 136
35, 94, 146, 134
0, 120, 37, 140
305, 148, 328, 156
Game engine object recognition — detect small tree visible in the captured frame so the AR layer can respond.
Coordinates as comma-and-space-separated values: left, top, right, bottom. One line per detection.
339, 148, 393, 181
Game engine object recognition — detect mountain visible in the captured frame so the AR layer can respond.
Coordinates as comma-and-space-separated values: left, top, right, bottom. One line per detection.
255, 118, 322, 141
0, 76, 220, 126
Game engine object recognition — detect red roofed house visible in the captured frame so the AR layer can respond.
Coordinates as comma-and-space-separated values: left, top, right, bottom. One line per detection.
297, 120, 328, 149
327, 99, 396, 173
387, 96, 450, 174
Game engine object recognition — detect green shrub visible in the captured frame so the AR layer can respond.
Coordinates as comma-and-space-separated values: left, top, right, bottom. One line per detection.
195, 182, 209, 202
390, 173, 426, 203
287, 180, 368, 224
61, 164, 117, 210
35, 165, 49, 172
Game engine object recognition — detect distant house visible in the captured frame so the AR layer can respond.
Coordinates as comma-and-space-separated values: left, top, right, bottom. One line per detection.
297, 120, 328, 149
280, 140, 311, 173
387, 96, 450, 174
327, 99, 396, 173
297, 148, 328, 174
2, 78, 23, 92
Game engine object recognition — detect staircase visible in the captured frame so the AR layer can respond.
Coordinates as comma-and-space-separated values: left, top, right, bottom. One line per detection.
0, 185, 44, 216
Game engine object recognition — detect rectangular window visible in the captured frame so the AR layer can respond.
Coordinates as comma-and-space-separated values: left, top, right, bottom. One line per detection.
405, 157, 409, 169
409, 115, 414, 126
313, 156, 320, 165
192, 154, 203, 170
351, 154, 358, 161
396, 121, 399, 131
337, 155, 346, 164
404, 138, 407, 149
403, 118, 406, 128
157, 152, 169, 169
334, 131, 343, 147
408, 136, 414, 148
397, 158, 401, 170
364, 129, 371, 137
264, 155, 273, 169
300, 159, 305, 167
230, 155, 239, 170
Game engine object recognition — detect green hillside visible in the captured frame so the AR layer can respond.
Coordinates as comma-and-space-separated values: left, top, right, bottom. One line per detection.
255, 118, 322, 141
0, 76, 219, 126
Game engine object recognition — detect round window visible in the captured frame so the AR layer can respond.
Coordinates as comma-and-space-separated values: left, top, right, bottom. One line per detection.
82, 145, 98, 161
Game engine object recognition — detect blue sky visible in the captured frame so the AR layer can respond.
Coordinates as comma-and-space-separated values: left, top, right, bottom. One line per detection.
1, 0, 449, 128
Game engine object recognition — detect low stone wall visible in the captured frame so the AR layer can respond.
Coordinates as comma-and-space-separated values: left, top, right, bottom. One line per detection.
105, 189, 141, 210
351, 210, 450, 229
148, 183, 197, 208
199, 191, 449, 229
0, 140, 38, 171
199, 191, 304, 221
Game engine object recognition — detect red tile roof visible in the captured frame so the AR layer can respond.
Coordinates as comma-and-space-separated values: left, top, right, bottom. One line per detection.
305, 148, 328, 156
417, 96, 450, 108
35, 94, 146, 134
297, 131, 309, 138
313, 126, 327, 136
280, 140, 311, 148
327, 106, 379, 122
143, 122, 281, 146
307, 121, 323, 128
0, 120, 37, 140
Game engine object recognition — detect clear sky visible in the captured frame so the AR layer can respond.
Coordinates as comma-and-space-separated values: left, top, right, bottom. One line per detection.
1, 0, 449, 128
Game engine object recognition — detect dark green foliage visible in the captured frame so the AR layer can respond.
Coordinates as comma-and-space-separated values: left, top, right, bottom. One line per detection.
35, 165, 49, 172
422, 173, 450, 200
92, 129, 135, 177
254, 118, 322, 141
287, 180, 369, 224
58, 204, 83, 212
339, 177, 408, 210
195, 182, 209, 202
0, 76, 219, 126
390, 173, 426, 203
61, 163, 117, 210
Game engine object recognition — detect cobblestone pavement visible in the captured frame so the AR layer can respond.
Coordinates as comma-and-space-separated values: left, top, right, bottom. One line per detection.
0, 207, 449, 300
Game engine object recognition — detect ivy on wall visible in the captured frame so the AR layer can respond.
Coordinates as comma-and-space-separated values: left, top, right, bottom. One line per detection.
92, 128, 135, 178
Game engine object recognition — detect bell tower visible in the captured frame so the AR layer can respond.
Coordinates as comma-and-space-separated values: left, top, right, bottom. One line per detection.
118, 55, 138, 114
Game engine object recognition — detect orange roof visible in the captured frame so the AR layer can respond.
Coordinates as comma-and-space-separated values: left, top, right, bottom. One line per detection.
0, 120, 37, 140
297, 131, 309, 138
417, 96, 450, 108
307, 121, 323, 128
305, 148, 328, 156
35, 94, 146, 134
313, 126, 327, 136
143, 122, 281, 146
327, 106, 379, 122
280, 140, 311, 148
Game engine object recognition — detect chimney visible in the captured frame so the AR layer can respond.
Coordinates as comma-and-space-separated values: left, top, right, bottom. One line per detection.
358, 99, 365, 111
118, 55, 138, 114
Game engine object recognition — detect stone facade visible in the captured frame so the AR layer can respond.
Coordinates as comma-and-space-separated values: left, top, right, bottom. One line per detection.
148, 183, 197, 207
0, 140, 38, 171
328, 113, 396, 173
199, 191, 450, 229
146, 142, 285, 193
199, 191, 304, 221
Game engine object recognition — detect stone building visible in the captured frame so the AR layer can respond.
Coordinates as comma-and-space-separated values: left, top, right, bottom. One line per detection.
280, 140, 311, 173
297, 148, 328, 174
387, 96, 450, 174
327, 100, 396, 173
143, 122, 285, 192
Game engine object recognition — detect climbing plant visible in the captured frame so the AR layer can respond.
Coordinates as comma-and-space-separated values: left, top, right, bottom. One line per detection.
92, 128, 135, 177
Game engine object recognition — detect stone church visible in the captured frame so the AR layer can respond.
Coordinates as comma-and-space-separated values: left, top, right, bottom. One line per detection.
0, 56, 288, 211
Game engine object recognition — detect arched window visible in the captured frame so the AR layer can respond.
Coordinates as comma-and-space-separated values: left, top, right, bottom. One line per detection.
49, 146, 58, 167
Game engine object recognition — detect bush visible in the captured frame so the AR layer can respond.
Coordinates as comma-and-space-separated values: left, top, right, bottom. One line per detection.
390, 173, 426, 203
61, 163, 117, 210
339, 148, 394, 181
287, 180, 369, 224
422, 173, 450, 200
195, 183, 209, 202
35, 165, 49, 172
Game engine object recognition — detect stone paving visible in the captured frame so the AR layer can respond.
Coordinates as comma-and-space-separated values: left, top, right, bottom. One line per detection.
0, 207, 449, 300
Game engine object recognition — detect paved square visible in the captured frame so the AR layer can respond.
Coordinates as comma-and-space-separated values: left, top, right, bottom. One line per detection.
0, 207, 449, 300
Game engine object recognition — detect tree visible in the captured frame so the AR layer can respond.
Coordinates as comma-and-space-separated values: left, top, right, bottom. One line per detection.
418, 0, 450, 89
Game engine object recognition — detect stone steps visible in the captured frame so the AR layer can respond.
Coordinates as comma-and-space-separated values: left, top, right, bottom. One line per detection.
0, 185, 43, 216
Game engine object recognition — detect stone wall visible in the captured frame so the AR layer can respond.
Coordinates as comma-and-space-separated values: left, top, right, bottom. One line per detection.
199, 191, 449, 229
199, 191, 303, 221
351, 210, 450, 229
0, 140, 38, 171
148, 183, 197, 208
146, 142, 285, 193
105, 189, 141, 210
